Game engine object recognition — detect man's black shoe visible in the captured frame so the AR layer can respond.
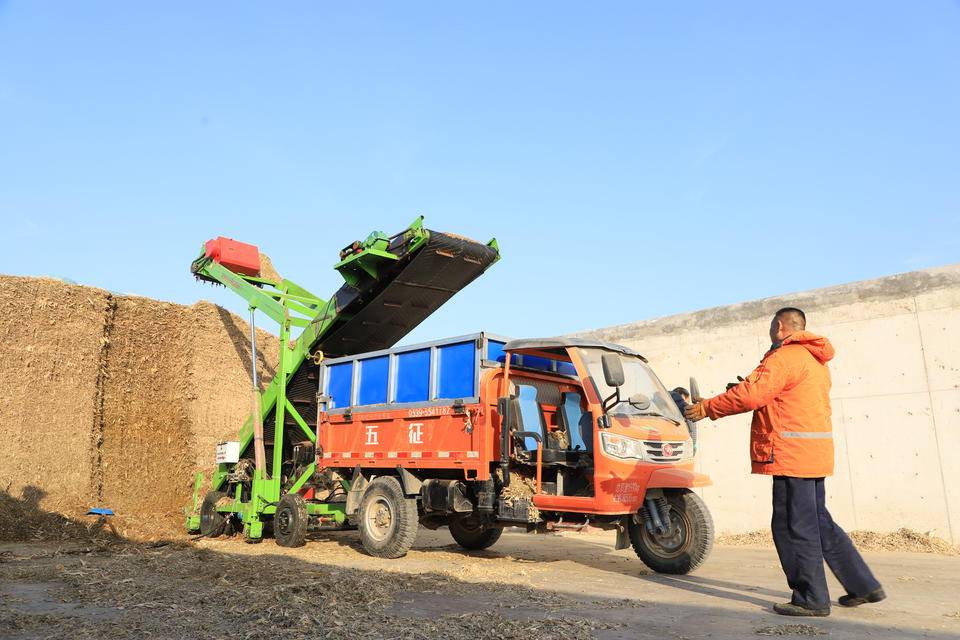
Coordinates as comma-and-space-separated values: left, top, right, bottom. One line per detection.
838, 587, 886, 607
773, 602, 831, 617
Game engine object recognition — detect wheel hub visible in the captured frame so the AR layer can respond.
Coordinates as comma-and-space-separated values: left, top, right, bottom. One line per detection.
367, 498, 395, 541
276, 510, 291, 535
641, 508, 691, 559
652, 522, 685, 552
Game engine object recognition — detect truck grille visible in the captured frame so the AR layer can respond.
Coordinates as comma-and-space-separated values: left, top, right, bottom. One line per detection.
643, 440, 687, 463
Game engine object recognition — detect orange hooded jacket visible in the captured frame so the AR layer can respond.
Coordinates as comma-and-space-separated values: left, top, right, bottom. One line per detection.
703, 331, 836, 478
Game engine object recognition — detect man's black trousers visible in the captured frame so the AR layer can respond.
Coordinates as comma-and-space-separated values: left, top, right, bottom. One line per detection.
772, 476, 881, 609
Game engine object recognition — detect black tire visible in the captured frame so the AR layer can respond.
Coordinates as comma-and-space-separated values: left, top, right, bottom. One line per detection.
358, 476, 419, 558
199, 491, 228, 538
449, 516, 503, 551
274, 493, 308, 548
630, 490, 714, 574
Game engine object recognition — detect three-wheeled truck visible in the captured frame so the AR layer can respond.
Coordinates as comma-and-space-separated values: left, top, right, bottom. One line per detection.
188, 218, 714, 574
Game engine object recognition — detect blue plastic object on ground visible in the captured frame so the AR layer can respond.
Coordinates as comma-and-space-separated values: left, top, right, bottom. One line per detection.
87, 507, 114, 516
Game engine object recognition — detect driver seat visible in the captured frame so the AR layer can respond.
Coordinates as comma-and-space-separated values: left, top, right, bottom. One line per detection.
559, 391, 592, 452
514, 384, 585, 467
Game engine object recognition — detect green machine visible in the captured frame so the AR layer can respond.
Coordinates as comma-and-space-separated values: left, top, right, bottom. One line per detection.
185, 217, 500, 542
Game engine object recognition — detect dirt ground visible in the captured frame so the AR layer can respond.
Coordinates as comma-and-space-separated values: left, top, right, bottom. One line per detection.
2, 528, 958, 640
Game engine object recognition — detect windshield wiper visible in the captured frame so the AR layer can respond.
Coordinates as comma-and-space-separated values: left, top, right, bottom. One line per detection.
632, 411, 681, 426
607, 402, 682, 425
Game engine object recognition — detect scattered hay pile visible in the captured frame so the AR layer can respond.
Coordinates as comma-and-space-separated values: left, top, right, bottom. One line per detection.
717, 527, 959, 555
849, 528, 959, 555
0, 275, 278, 540
754, 624, 826, 636
499, 470, 540, 521
1, 542, 624, 639
501, 471, 537, 501
258, 252, 283, 282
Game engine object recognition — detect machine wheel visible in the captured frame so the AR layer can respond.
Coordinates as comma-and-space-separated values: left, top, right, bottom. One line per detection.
274, 493, 308, 548
199, 491, 228, 538
630, 490, 714, 574
449, 516, 502, 551
358, 476, 419, 559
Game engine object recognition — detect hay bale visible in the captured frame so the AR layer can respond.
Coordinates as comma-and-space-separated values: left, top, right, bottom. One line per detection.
99, 297, 196, 520
0, 275, 281, 540
0, 275, 112, 515
100, 297, 279, 534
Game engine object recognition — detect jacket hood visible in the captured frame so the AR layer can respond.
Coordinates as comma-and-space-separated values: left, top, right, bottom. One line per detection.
781, 331, 835, 363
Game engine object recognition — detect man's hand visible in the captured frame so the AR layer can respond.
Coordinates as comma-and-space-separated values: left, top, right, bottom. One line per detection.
684, 402, 708, 422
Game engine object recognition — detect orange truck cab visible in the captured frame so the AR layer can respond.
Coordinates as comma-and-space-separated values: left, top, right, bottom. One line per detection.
316, 332, 715, 574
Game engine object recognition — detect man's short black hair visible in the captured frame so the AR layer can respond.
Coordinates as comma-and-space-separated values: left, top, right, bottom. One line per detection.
672, 387, 690, 397
775, 307, 806, 330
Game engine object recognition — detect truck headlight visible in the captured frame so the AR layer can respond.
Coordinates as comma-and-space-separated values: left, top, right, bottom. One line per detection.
600, 432, 646, 460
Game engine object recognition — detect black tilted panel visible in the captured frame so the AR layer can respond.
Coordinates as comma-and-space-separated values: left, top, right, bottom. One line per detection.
314, 231, 499, 358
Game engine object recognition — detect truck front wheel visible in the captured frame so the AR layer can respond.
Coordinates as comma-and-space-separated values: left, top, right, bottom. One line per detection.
358, 476, 419, 558
629, 489, 714, 574
449, 516, 502, 551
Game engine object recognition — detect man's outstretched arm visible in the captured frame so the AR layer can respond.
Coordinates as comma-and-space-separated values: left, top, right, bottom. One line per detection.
685, 352, 790, 421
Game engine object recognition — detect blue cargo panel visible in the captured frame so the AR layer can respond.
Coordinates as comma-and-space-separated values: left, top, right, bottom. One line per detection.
396, 348, 430, 403
358, 356, 389, 405
322, 332, 511, 409
487, 340, 507, 363
520, 354, 553, 372
327, 362, 354, 408
556, 360, 577, 376
437, 341, 475, 399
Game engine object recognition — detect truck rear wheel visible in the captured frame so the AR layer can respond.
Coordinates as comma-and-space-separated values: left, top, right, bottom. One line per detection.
629, 490, 714, 574
274, 493, 308, 548
449, 516, 502, 551
199, 491, 228, 538
358, 476, 419, 558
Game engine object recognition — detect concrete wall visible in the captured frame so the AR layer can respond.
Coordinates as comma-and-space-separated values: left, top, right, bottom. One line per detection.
579, 265, 960, 543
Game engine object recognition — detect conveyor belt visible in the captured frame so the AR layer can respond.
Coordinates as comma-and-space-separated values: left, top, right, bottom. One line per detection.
314, 231, 499, 357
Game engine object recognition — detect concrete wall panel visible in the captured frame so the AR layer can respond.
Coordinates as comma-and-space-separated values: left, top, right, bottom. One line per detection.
930, 389, 960, 543
831, 395, 948, 537
918, 308, 960, 391
822, 314, 927, 398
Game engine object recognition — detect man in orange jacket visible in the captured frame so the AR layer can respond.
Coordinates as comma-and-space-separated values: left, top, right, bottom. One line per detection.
684, 307, 884, 617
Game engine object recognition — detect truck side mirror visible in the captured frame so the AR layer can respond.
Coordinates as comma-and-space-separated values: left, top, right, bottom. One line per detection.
689, 376, 702, 403
601, 352, 625, 388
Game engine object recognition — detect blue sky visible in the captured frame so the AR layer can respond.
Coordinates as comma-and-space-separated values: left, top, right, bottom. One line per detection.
1, 2, 957, 344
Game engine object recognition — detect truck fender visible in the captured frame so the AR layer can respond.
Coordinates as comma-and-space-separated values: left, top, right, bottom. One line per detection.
396, 466, 423, 497
646, 468, 712, 489
345, 466, 369, 516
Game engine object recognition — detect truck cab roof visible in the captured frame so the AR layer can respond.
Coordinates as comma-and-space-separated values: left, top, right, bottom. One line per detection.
504, 337, 646, 361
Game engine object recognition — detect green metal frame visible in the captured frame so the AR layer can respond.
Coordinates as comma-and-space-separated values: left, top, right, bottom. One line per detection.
185, 217, 432, 539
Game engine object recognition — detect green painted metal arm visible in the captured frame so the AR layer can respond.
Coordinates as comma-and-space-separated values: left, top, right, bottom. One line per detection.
194, 217, 435, 492
190, 257, 323, 327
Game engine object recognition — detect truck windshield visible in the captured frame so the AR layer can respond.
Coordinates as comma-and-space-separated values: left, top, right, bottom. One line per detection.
575, 348, 684, 423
